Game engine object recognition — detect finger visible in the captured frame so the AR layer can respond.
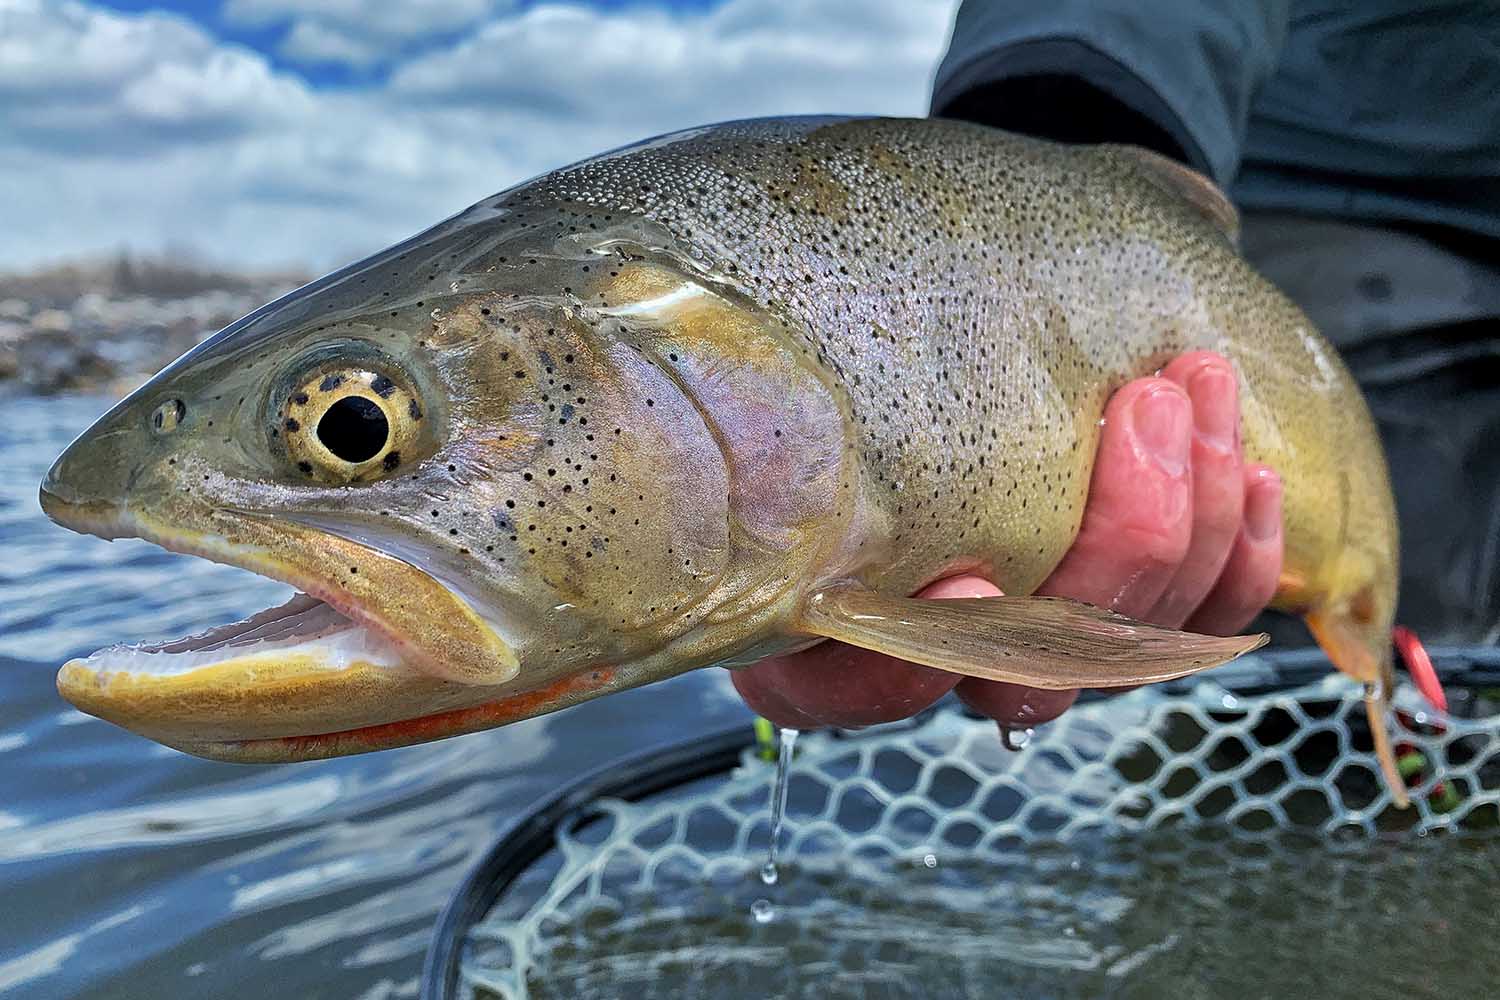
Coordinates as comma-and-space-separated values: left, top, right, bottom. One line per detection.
1148, 352, 1245, 627
1183, 465, 1284, 636
929, 576, 1078, 727
1038, 378, 1193, 619
729, 575, 995, 728
954, 676, 1080, 727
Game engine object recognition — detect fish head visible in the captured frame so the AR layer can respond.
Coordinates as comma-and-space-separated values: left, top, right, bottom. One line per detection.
40, 200, 842, 761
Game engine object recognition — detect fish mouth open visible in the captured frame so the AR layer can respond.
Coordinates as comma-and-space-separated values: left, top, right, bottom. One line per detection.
38, 489, 578, 762
56, 591, 433, 743
73, 593, 383, 675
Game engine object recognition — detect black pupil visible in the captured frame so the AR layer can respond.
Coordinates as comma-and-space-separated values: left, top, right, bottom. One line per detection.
317, 396, 389, 463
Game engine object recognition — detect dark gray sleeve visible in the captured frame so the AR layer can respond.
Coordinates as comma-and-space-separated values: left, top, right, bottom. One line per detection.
931, 0, 1290, 185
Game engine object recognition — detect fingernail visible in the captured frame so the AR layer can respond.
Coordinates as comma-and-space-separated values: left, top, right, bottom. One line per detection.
1246, 473, 1282, 541
1132, 386, 1190, 476
1189, 366, 1237, 452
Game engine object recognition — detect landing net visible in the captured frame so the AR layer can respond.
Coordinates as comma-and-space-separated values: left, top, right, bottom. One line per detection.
444, 649, 1500, 1000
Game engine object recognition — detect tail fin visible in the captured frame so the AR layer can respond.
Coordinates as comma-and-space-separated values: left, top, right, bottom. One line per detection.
1304, 610, 1408, 809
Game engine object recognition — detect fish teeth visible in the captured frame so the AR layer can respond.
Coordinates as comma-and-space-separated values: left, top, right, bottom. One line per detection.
125, 593, 331, 655
72, 594, 400, 678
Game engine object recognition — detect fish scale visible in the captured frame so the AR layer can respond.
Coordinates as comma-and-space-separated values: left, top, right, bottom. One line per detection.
40, 116, 1400, 799
532, 117, 1393, 611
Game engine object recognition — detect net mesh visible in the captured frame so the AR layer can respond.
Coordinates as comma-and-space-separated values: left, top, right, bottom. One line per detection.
454, 658, 1500, 1000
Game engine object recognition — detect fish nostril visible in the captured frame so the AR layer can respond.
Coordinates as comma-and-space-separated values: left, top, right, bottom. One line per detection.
151, 399, 186, 435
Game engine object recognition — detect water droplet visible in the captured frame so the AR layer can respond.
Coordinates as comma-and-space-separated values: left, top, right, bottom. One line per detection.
922, 853, 938, 868
1000, 726, 1033, 751
760, 727, 798, 887
751, 898, 774, 924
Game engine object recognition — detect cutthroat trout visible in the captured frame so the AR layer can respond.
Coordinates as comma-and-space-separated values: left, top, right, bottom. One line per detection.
39, 117, 1403, 801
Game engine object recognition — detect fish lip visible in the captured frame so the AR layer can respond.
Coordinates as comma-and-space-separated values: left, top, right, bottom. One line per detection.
39, 489, 463, 681
37, 486, 134, 541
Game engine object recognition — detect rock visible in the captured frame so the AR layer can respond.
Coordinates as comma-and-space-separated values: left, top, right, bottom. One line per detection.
0, 258, 306, 395
31, 309, 72, 333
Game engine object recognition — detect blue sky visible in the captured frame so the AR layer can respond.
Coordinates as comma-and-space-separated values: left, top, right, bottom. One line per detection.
91, 0, 725, 87
1, 0, 956, 271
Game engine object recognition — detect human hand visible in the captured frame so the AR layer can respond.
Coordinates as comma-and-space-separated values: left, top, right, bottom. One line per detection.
732, 351, 1284, 732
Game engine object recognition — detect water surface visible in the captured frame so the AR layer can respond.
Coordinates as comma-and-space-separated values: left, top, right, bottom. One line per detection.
504, 838, 1500, 1000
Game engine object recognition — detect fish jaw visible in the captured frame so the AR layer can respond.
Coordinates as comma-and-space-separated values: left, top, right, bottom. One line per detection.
167, 663, 635, 762
39, 487, 529, 751
56, 593, 440, 745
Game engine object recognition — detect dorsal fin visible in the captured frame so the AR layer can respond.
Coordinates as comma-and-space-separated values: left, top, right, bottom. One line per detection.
1114, 145, 1239, 246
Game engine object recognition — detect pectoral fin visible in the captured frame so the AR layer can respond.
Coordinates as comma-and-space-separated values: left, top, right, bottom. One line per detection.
796, 588, 1267, 689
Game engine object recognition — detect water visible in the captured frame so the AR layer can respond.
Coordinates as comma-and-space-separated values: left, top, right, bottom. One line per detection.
999, 725, 1033, 751
759, 728, 798, 888
749, 727, 797, 924
513, 835, 1500, 1000
0, 393, 754, 999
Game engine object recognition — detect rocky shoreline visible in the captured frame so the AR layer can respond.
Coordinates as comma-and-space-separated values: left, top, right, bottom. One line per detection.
0, 256, 307, 395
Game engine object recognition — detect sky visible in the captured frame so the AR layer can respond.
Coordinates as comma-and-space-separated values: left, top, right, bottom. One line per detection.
0, 0, 959, 273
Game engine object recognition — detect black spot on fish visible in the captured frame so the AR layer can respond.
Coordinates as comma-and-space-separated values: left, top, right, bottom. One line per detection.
561, 403, 575, 421
371, 375, 396, 398
320, 374, 344, 392
292, 392, 309, 405
383, 451, 401, 470
285, 417, 300, 432
297, 461, 313, 474
408, 399, 422, 420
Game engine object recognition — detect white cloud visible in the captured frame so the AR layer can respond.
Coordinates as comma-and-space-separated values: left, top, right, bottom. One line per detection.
391, 1, 948, 126
277, 19, 385, 68
225, 0, 498, 36
225, 0, 506, 68
0, 0, 959, 272
0, 0, 310, 151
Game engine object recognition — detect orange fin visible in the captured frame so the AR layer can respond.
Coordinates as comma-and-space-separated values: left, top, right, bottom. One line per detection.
1305, 610, 1408, 809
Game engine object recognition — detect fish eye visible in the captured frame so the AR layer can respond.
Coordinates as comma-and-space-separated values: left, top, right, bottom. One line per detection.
276, 366, 426, 483
317, 396, 388, 463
